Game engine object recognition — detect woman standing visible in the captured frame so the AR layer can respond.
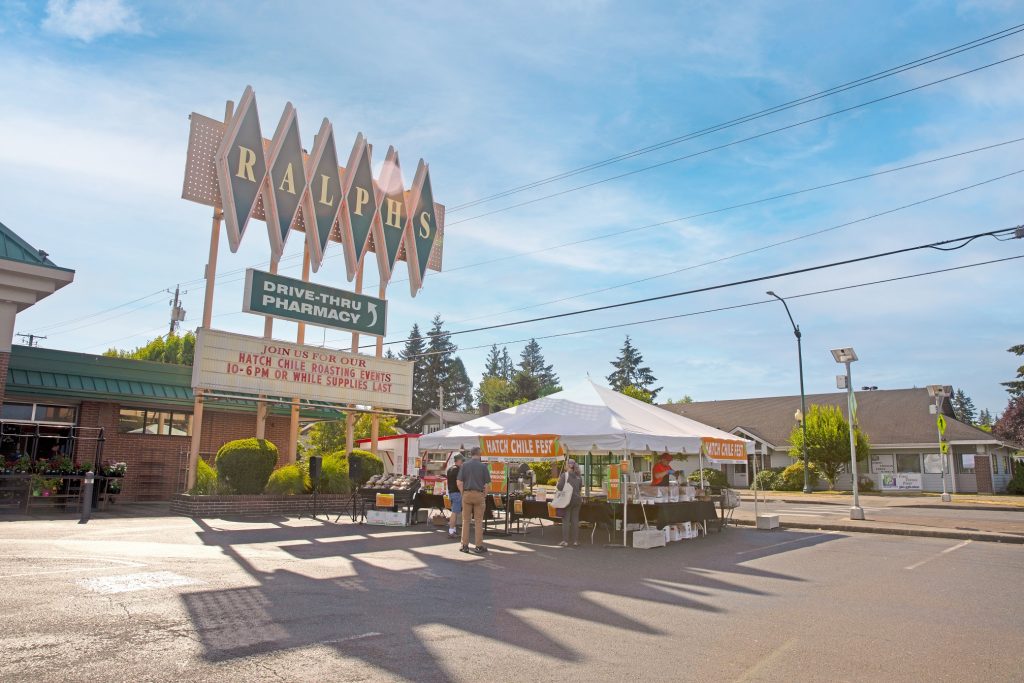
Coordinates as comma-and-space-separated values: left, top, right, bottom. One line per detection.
557, 458, 584, 547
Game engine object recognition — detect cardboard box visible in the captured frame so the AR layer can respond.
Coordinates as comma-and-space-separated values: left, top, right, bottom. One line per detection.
632, 529, 666, 549
366, 510, 406, 526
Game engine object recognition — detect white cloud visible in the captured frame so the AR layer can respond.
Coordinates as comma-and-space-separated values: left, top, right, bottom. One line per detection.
42, 0, 142, 42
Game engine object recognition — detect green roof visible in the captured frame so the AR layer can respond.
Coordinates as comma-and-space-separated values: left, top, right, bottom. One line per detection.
6, 345, 339, 419
0, 221, 73, 272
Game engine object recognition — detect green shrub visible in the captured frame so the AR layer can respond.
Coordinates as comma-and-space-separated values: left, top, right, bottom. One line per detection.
688, 468, 728, 488
778, 461, 820, 491
348, 448, 383, 486
318, 454, 352, 494
858, 476, 876, 492
265, 464, 308, 495
752, 469, 778, 491
1006, 459, 1024, 495
215, 438, 279, 494
529, 462, 553, 484
189, 458, 219, 495
546, 478, 558, 486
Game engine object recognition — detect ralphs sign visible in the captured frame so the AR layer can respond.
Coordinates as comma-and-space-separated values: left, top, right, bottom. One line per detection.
243, 268, 386, 337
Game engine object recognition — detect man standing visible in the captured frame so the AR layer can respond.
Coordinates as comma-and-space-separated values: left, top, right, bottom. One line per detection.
457, 446, 489, 554
446, 453, 464, 539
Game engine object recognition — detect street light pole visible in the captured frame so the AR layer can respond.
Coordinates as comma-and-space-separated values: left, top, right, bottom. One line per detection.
831, 347, 864, 521
767, 291, 811, 493
927, 385, 953, 503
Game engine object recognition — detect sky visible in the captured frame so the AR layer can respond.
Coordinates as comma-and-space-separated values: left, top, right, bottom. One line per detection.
0, 0, 1022, 419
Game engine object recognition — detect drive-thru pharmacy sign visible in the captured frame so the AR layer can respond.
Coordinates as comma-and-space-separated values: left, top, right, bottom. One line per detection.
243, 268, 386, 337
192, 328, 412, 411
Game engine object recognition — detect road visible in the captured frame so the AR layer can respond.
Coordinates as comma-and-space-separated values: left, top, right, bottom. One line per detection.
1, 515, 1021, 682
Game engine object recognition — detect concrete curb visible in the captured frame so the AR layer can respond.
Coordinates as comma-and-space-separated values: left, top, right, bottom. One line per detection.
729, 518, 1024, 544
738, 496, 1024, 512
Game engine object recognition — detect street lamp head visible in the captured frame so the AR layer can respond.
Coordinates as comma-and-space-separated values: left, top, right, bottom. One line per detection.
831, 347, 858, 363
926, 384, 952, 398
766, 290, 778, 298
794, 408, 803, 422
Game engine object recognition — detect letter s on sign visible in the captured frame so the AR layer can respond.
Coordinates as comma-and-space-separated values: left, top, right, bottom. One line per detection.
418, 211, 432, 239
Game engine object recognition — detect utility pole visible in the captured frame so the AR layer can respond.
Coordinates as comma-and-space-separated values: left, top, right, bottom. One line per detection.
438, 385, 445, 431
16, 333, 46, 347
168, 285, 186, 337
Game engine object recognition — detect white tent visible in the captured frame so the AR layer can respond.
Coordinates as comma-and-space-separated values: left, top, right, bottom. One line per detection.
417, 380, 751, 458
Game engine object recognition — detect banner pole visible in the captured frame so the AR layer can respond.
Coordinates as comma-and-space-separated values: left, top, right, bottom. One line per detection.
286, 245, 310, 465
187, 98, 233, 491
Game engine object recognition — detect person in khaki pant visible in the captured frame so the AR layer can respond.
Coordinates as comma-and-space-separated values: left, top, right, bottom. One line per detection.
457, 447, 490, 554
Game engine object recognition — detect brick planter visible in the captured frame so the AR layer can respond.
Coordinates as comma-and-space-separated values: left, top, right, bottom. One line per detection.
171, 493, 356, 518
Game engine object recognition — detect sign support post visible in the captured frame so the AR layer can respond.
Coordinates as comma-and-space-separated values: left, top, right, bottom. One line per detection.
255, 257, 278, 440
370, 280, 387, 457
345, 266, 364, 455
187, 99, 233, 491
286, 246, 310, 465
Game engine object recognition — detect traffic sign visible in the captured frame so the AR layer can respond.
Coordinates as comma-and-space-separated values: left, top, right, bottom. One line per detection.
936, 414, 947, 435
939, 441, 949, 454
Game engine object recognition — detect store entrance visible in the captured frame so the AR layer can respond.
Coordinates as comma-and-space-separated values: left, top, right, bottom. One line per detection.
0, 402, 80, 470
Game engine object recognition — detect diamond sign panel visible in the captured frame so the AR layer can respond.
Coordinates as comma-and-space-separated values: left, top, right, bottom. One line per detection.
215, 86, 267, 252
404, 159, 438, 296
263, 103, 308, 261
374, 145, 407, 283
302, 119, 344, 273
339, 133, 378, 281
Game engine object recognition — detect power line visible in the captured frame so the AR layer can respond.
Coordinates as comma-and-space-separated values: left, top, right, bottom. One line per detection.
364, 226, 1021, 350
447, 24, 1024, 212
445, 167, 1024, 325
397, 254, 1024, 360
446, 52, 1024, 228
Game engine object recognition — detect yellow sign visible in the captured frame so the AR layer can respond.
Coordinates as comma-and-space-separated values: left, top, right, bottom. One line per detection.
936, 414, 947, 435
375, 493, 395, 508
939, 442, 949, 454
514, 499, 524, 515
479, 434, 562, 459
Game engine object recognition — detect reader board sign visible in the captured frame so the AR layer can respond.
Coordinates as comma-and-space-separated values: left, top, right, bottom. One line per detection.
243, 268, 387, 337
701, 437, 747, 462
192, 328, 412, 411
479, 434, 562, 460
880, 473, 922, 490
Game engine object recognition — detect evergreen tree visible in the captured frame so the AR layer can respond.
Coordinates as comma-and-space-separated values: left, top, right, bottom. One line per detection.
499, 347, 515, 381
606, 335, 661, 401
447, 357, 475, 411
951, 389, 977, 424
399, 323, 430, 417
519, 339, 559, 392
384, 348, 397, 360
421, 314, 458, 416
483, 345, 504, 379
1002, 344, 1024, 397
977, 408, 994, 429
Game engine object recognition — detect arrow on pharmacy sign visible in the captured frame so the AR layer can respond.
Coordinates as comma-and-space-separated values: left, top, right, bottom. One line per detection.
936, 414, 947, 435
242, 268, 386, 337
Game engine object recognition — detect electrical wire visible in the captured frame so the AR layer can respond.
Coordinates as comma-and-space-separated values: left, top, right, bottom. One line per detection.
447, 24, 1024, 212
396, 254, 1024, 360
445, 52, 1024, 228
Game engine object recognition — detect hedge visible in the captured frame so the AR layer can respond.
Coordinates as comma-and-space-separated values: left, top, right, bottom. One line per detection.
216, 438, 279, 494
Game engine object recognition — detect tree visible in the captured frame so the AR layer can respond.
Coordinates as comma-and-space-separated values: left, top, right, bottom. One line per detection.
607, 335, 661, 401
499, 347, 515, 381
664, 396, 694, 405
788, 404, 871, 490
478, 376, 515, 413
519, 339, 559, 392
384, 349, 397, 360
1002, 344, 1024, 397
621, 385, 653, 403
420, 315, 457, 414
951, 389, 977, 424
994, 396, 1024, 447
301, 414, 398, 459
977, 408, 994, 430
399, 323, 430, 418
483, 345, 504, 379
446, 357, 475, 411
104, 331, 196, 365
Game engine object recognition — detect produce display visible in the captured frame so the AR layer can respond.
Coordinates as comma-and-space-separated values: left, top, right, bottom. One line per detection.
362, 474, 420, 493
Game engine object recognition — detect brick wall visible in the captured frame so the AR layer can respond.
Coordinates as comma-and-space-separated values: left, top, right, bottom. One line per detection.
0, 350, 9, 406
975, 455, 993, 494
171, 493, 355, 518
75, 400, 295, 502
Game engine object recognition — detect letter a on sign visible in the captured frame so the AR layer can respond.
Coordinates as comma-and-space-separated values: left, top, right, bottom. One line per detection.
403, 159, 437, 296
215, 86, 267, 252
263, 103, 308, 261
301, 118, 344, 273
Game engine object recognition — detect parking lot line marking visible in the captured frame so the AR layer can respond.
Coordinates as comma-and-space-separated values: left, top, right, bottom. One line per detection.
904, 539, 971, 570
735, 531, 840, 555
322, 632, 382, 645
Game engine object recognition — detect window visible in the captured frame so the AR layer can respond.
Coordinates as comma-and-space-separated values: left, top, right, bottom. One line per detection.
118, 408, 192, 436
923, 453, 944, 474
896, 454, 921, 473
0, 403, 33, 421
34, 405, 76, 423
955, 453, 976, 475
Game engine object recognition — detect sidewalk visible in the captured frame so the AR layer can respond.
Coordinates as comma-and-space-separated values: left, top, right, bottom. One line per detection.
730, 492, 1024, 544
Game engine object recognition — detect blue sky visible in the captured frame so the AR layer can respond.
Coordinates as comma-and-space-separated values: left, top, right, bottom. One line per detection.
1, 1, 1022, 418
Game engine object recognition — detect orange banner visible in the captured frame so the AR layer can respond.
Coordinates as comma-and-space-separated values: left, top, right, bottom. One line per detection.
489, 462, 505, 492
701, 437, 747, 462
375, 493, 395, 507
479, 434, 562, 459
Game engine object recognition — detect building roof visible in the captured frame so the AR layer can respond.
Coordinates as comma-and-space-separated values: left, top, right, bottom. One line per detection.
660, 388, 1004, 449
0, 221, 72, 272
6, 345, 338, 419
408, 408, 477, 429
